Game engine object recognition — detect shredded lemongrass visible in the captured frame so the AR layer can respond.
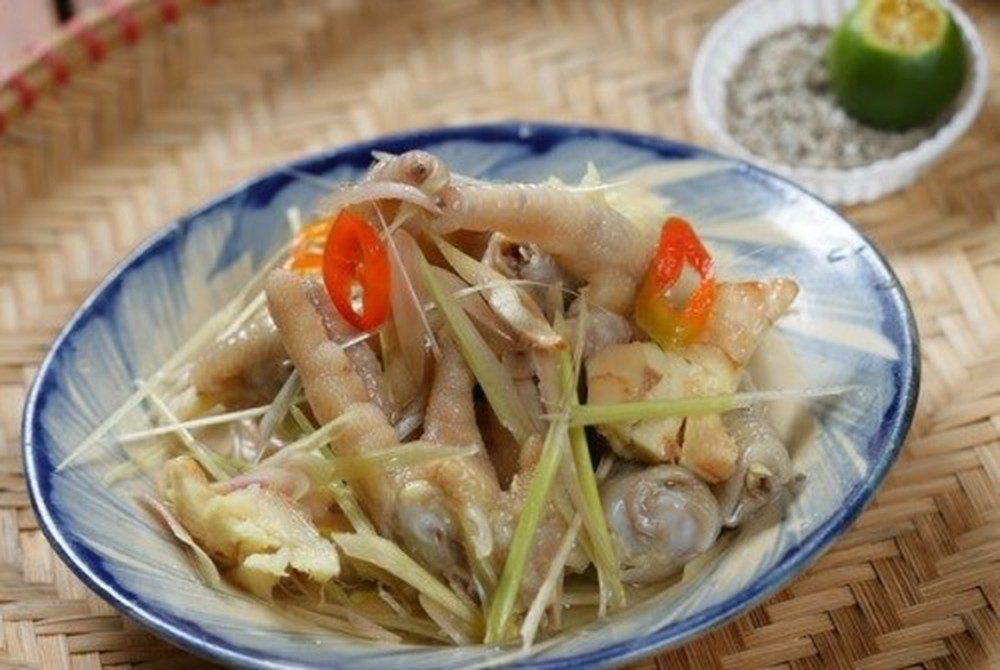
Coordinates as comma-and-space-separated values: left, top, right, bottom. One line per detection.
420, 593, 476, 645
321, 442, 478, 481
520, 515, 582, 649
373, 203, 441, 359
104, 442, 169, 485
140, 383, 231, 481
328, 481, 376, 535
217, 291, 267, 343
556, 316, 626, 608
288, 605, 399, 642
259, 371, 301, 444
137, 493, 223, 588
420, 254, 539, 444
260, 412, 353, 466
332, 533, 480, 624
312, 602, 445, 642
289, 405, 317, 434
567, 385, 863, 426
56, 242, 289, 472
486, 420, 569, 643
286, 206, 303, 235
116, 405, 270, 444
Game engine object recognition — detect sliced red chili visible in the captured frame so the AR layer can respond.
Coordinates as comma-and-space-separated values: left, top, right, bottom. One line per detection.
322, 210, 391, 331
635, 217, 717, 349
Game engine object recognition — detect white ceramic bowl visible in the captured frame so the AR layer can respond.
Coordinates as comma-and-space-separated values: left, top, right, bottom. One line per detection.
25, 124, 920, 669
690, 0, 988, 205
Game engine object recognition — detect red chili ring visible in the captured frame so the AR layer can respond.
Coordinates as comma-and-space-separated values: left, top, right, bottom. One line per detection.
321, 210, 391, 332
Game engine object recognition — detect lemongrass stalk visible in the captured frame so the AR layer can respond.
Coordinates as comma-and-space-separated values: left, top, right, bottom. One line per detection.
485, 422, 569, 644
314, 600, 446, 642
104, 442, 169, 485
419, 254, 539, 443
328, 481, 376, 535
289, 405, 316, 434
520, 515, 582, 649
260, 412, 352, 466
313, 601, 444, 643
372, 203, 441, 359
217, 291, 267, 342
259, 370, 301, 444
286, 206, 303, 235
141, 384, 231, 481
56, 242, 289, 471
287, 605, 398, 642
332, 533, 480, 624
116, 405, 270, 444
420, 593, 476, 645
569, 385, 863, 426
557, 346, 626, 608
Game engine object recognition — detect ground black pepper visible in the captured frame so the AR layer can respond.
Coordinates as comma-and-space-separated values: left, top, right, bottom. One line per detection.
726, 27, 937, 169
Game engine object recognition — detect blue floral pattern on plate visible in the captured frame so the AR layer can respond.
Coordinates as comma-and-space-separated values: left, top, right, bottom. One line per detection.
23, 123, 918, 669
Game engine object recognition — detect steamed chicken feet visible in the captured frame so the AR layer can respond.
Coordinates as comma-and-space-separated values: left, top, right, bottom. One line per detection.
128, 149, 815, 647
422, 329, 586, 597
265, 269, 467, 578
601, 463, 721, 584
191, 312, 290, 405
420, 329, 503, 568
716, 378, 797, 527
432, 183, 657, 312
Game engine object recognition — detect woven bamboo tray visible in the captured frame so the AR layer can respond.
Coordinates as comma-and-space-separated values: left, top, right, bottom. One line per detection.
1, 1, 997, 668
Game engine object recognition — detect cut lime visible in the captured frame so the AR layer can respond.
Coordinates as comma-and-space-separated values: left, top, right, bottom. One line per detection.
828, 0, 966, 130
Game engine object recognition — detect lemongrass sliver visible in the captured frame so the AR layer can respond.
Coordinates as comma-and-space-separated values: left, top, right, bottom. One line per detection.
569, 385, 865, 427
141, 384, 231, 481
289, 405, 317, 434
485, 424, 569, 644
217, 290, 267, 342
116, 404, 270, 444
56, 242, 289, 472
556, 332, 625, 608
286, 206, 303, 235
328, 481, 376, 535
332, 533, 480, 624
259, 370, 301, 444
323, 180, 442, 215
520, 515, 582, 649
260, 411, 352, 466
137, 493, 222, 588
374, 207, 440, 362
420, 593, 476, 645
315, 601, 446, 642
419, 255, 538, 444
105, 442, 170, 485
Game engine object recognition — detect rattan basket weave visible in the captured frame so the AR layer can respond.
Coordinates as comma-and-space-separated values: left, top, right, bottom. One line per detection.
2, 1, 998, 668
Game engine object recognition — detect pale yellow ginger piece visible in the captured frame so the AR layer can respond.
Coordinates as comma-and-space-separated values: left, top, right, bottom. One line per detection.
160, 456, 340, 599
586, 342, 740, 483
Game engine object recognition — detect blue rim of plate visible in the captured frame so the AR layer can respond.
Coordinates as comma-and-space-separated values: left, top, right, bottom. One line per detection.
23, 122, 920, 669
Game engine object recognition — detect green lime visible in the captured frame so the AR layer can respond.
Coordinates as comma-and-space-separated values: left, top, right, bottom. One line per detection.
828, 0, 966, 131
